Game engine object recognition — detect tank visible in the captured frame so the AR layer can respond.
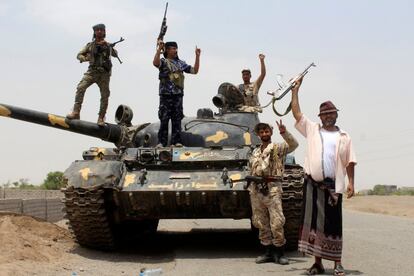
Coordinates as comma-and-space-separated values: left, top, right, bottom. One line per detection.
0, 83, 304, 250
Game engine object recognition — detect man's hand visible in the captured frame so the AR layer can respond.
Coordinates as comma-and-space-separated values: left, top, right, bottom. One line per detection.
195, 46, 201, 56
291, 75, 304, 94
157, 40, 165, 53
259, 54, 265, 61
276, 119, 286, 134
347, 183, 355, 199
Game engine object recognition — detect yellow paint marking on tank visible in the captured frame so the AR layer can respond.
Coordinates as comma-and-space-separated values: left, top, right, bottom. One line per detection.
147, 184, 174, 189
243, 132, 252, 145
93, 148, 107, 160
229, 173, 242, 181
123, 174, 136, 187
194, 182, 218, 189
179, 151, 202, 160
79, 168, 92, 180
206, 131, 228, 143
0, 105, 11, 117
48, 114, 69, 128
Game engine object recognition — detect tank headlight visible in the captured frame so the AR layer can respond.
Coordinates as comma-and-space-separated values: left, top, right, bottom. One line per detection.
158, 150, 172, 162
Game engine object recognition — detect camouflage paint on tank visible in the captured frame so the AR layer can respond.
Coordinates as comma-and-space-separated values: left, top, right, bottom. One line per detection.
0, 105, 11, 117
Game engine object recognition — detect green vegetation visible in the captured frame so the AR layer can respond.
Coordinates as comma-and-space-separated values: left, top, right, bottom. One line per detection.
1, 178, 38, 189
1, 171, 65, 190
40, 171, 65, 190
361, 184, 414, 196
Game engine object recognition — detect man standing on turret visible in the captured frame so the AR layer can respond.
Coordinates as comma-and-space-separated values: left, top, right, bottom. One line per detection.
67, 24, 119, 126
238, 54, 266, 113
153, 40, 201, 146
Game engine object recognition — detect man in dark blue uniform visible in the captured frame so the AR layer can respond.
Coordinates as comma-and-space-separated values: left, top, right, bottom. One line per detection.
153, 41, 201, 146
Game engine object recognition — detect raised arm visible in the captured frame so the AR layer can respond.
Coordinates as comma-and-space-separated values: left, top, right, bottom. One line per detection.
256, 54, 266, 86
193, 46, 201, 74
276, 119, 298, 153
291, 76, 304, 122
153, 40, 164, 68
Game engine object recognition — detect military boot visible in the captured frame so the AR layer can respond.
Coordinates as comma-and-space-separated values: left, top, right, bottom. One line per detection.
97, 113, 106, 126
255, 245, 274, 264
273, 246, 289, 265
66, 104, 81, 120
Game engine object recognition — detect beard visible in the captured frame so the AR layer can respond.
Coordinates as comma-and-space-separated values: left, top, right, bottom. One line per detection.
261, 135, 271, 143
322, 117, 337, 127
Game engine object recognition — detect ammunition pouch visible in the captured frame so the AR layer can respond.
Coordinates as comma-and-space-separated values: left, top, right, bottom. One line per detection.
168, 71, 184, 89
102, 60, 113, 72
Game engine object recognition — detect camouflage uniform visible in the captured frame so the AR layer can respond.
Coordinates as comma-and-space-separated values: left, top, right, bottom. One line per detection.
157, 57, 195, 146
238, 81, 263, 113
71, 41, 118, 120
249, 131, 298, 247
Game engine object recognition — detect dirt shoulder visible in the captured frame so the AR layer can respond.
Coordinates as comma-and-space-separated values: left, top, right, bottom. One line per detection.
343, 195, 414, 218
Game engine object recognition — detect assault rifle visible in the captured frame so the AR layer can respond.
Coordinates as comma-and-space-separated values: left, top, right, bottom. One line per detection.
110, 37, 125, 64
266, 63, 316, 116
230, 175, 283, 196
157, 3, 169, 41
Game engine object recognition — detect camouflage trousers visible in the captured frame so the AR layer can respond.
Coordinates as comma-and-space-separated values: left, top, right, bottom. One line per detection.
158, 94, 184, 146
73, 68, 111, 116
250, 184, 286, 247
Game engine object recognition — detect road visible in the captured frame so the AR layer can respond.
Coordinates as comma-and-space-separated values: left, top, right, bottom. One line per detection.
11, 210, 414, 276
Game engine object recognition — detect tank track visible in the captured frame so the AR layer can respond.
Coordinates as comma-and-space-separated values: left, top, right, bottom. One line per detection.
281, 165, 304, 250
62, 185, 116, 250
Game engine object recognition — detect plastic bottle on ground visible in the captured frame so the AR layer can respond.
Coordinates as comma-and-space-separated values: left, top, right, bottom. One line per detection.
139, 268, 163, 276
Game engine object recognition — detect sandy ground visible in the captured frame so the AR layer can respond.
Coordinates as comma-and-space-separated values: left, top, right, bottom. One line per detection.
343, 195, 414, 218
0, 196, 413, 275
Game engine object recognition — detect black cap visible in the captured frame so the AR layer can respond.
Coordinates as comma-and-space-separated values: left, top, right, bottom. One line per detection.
93, 23, 106, 31
164, 41, 178, 48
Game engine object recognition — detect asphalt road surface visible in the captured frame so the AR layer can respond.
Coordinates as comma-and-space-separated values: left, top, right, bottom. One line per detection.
27, 210, 414, 275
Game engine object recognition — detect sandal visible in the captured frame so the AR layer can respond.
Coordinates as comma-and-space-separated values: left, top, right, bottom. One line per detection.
334, 264, 345, 276
306, 262, 325, 275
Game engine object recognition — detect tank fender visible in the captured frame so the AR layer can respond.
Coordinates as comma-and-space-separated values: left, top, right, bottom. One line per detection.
63, 160, 125, 188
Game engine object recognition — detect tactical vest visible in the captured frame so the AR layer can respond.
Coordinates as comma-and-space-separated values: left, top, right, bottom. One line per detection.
239, 83, 260, 107
90, 42, 112, 72
165, 59, 185, 89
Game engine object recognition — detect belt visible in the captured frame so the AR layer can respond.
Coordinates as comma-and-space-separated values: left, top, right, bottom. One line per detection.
307, 175, 339, 206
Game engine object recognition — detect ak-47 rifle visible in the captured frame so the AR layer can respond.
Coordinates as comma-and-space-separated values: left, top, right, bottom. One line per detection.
110, 37, 125, 64
158, 3, 168, 42
266, 63, 316, 116
230, 175, 283, 196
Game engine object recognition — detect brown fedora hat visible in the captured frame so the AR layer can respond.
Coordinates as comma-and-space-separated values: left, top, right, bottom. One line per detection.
318, 100, 339, 116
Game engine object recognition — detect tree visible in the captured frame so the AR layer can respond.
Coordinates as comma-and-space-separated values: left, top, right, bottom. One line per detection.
41, 171, 65, 190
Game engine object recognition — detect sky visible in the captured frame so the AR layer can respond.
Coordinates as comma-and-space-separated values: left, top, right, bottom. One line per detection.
0, 0, 413, 190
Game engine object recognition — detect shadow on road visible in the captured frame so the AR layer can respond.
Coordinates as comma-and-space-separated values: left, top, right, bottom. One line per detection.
70, 228, 305, 264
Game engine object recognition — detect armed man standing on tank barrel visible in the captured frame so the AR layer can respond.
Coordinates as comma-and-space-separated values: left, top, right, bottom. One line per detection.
153, 40, 201, 146
67, 23, 120, 126
238, 54, 266, 113
249, 120, 298, 265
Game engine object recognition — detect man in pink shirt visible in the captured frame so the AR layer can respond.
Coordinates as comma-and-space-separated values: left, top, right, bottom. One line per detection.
290, 77, 356, 276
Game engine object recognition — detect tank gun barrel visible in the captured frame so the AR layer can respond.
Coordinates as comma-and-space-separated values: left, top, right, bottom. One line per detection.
0, 103, 123, 144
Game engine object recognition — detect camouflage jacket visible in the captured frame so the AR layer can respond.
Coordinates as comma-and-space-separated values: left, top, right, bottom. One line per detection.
249, 130, 298, 178
77, 41, 118, 71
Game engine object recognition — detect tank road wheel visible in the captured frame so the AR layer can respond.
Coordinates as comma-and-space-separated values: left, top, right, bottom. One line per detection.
62, 185, 116, 250
282, 165, 305, 250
